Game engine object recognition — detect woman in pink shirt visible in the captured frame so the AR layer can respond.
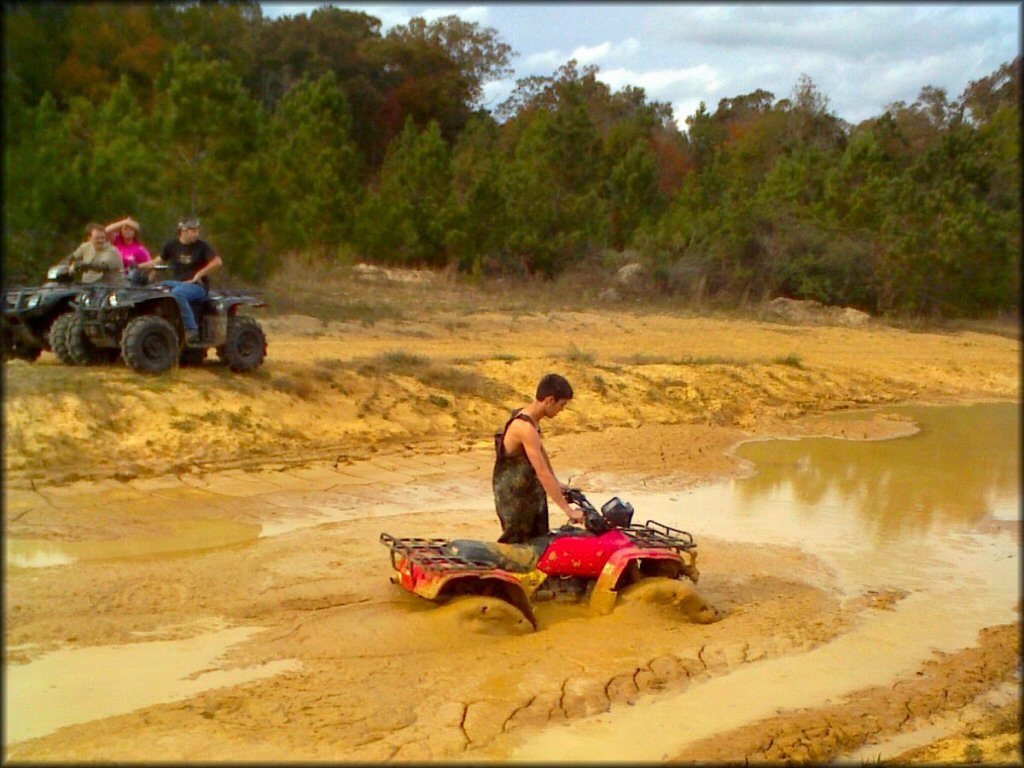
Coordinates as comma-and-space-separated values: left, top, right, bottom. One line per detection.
105, 216, 151, 270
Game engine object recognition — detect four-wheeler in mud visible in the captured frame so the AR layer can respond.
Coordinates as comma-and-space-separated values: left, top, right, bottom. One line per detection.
1, 262, 96, 364
68, 265, 268, 374
380, 489, 716, 629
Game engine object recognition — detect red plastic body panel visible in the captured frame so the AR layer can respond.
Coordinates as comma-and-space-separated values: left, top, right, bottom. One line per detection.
536, 530, 632, 577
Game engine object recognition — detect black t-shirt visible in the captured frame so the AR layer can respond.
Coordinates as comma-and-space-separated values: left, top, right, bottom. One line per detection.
160, 238, 217, 287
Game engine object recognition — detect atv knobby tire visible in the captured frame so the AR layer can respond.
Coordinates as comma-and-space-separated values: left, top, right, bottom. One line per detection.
122, 315, 179, 373
49, 312, 76, 365
67, 313, 118, 365
2, 336, 42, 362
217, 315, 266, 372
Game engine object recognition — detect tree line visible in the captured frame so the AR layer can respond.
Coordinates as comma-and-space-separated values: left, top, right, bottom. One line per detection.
4, 2, 1019, 317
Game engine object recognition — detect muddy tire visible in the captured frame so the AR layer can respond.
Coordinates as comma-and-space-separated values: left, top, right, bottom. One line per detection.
2, 336, 42, 362
217, 315, 266, 372
437, 595, 535, 636
616, 577, 721, 624
66, 313, 118, 365
121, 315, 179, 373
179, 347, 207, 367
49, 312, 76, 364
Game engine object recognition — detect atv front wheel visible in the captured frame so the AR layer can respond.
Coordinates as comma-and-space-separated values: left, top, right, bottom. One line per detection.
49, 312, 76, 364
67, 313, 118, 365
217, 315, 266, 372
2, 338, 42, 362
122, 315, 179, 373
615, 577, 721, 624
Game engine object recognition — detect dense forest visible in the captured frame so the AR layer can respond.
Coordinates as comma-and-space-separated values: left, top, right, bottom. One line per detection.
4, 2, 1019, 317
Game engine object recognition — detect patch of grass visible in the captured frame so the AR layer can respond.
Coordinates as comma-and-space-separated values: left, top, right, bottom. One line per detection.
771, 354, 805, 369
565, 344, 596, 365
679, 354, 745, 366
419, 365, 508, 399
616, 354, 670, 365
269, 373, 316, 399
226, 406, 254, 429
963, 742, 983, 764
493, 353, 519, 362
427, 394, 451, 408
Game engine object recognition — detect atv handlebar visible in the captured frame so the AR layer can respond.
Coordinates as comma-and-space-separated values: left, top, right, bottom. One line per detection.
563, 488, 610, 535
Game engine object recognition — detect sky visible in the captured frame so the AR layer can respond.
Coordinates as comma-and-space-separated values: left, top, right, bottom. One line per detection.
260, 3, 1021, 129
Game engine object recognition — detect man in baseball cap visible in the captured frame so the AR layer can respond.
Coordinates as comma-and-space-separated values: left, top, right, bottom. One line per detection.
137, 217, 222, 344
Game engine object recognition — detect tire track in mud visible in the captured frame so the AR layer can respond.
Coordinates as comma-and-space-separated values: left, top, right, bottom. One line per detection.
665, 622, 1020, 763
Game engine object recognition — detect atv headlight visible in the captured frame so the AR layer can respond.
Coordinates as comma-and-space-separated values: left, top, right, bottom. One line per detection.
46, 266, 60, 280
26, 294, 40, 309
107, 293, 119, 307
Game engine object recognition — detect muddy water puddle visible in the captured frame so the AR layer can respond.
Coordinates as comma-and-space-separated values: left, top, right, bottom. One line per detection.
5, 518, 263, 569
4, 621, 301, 745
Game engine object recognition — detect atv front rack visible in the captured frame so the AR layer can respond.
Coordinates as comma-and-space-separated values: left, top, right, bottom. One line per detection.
622, 521, 696, 553
379, 533, 494, 573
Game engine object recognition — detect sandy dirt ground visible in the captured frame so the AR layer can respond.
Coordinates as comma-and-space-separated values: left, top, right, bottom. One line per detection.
3, 271, 1020, 763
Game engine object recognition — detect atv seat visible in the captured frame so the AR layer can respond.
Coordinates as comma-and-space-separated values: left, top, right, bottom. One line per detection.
442, 538, 547, 573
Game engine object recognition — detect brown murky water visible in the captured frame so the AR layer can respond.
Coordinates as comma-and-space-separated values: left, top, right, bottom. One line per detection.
5, 403, 1019, 756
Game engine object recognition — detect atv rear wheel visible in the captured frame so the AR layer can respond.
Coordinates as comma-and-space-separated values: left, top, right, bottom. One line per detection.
67, 314, 118, 365
49, 312, 76, 364
437, 595, 534, 636
217, 315, 266, 372
122, 315, 178, 373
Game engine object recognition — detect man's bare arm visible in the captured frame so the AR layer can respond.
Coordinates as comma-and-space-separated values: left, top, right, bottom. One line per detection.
518, 424, 581, 520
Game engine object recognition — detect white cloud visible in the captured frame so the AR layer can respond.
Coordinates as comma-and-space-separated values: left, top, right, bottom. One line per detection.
599, 64, 723, 96
571, 37, 642, 66
419, 5, 490, 25
572, 41, 612, 65
524, 49, 563, 69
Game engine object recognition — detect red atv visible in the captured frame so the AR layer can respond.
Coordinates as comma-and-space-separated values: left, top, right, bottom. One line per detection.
380, 489, 706, 629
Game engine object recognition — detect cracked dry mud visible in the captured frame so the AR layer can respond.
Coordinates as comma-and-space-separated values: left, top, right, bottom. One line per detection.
3, 307, 1020, 763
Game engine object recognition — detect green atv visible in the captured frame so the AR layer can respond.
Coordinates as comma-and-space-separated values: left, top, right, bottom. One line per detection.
1, 262, 111, 364
68, 265, 268, 374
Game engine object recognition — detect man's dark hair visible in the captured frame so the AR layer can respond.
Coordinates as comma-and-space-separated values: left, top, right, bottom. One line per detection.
536, 373, 573, 401
85, 222, 103, 237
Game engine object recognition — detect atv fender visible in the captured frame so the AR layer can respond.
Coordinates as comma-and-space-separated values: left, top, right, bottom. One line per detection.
402, 568, 537, 629
588, 547, 690, 615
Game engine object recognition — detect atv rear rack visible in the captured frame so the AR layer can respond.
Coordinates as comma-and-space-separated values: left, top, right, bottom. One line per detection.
622, 521, 696, 552
380, 533, 495, 573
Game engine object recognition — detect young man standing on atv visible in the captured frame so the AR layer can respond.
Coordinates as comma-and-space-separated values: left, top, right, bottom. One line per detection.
137, 217, 222, 344
493, 373, 584, 543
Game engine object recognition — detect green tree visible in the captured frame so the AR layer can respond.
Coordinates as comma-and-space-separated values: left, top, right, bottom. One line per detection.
445, 112, 509, 274
151, 46, 270, 279
267, 71, 363, 254
352, 118, 451, 266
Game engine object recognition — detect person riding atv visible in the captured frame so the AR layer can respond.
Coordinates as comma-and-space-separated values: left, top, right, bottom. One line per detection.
68, 259, 267, 373
380, 488, 719, 629
2, 223, 125, 363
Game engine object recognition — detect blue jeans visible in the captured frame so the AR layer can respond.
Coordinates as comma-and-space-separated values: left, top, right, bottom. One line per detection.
161, 281, 207, 333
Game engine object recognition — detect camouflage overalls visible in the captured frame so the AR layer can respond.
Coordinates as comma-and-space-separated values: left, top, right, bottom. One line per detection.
492, 410, 549, 543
